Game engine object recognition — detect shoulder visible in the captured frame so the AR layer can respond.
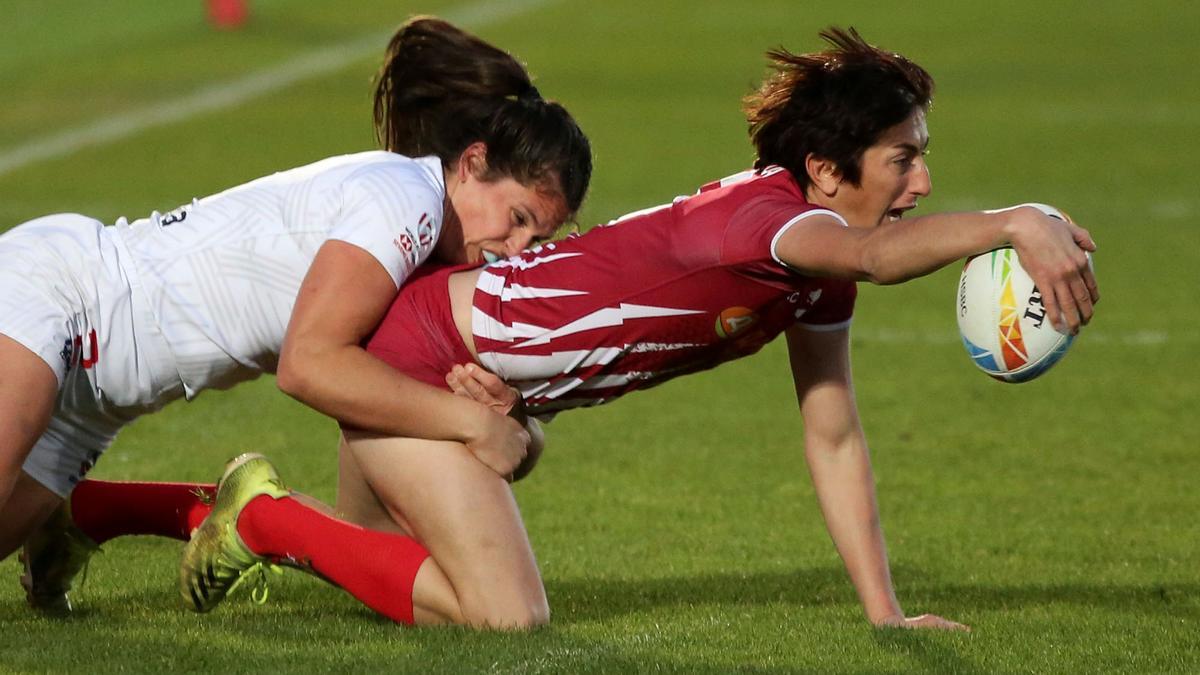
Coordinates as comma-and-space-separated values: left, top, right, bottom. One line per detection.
691, 166, 830, 233
333, 153, 446, 226
342, 153, 444, 197
693, 168, 841, 264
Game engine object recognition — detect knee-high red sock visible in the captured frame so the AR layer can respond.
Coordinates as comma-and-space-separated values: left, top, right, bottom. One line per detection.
70, 479, 215, 545
236, 495, 430, 625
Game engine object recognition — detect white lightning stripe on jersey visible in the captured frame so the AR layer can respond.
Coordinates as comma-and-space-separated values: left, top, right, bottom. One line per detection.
540, 372, 585, 398
529, 397, 609, 413
472, 307, 547, 342
477, 270, 506, 297
718, 169, 757, 187
513, 303, 704, 348
487, 251, 582, 271
476, 271, 588, 300
602, 202, 671, 227
477, 346, 626, 380
575, 372, 656, 390
477, 345, 628, 379
516, 380, 552, 399
629, 342, 699, 352
501, 283, 588, 301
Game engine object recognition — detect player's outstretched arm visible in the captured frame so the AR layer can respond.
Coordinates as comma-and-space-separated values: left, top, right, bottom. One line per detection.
784, 325, 969, 631
890, 206, 1098, 334
774, 206, 1097, 333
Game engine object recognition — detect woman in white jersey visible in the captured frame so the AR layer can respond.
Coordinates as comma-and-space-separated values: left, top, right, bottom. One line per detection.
0, 15, 591, 601
40, 29, 1097, 630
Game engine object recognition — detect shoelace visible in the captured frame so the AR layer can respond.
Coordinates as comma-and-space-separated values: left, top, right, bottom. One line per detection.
190, 486, 216, 506
225, 561, 283, 605
54, 529, 102, 599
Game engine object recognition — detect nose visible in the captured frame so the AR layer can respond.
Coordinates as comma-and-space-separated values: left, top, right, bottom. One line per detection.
911, 158, 932, 197
505, 230, 535, 257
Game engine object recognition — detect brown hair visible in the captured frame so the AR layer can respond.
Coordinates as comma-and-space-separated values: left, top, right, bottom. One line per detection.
744, 27, 934, 190
373, 16, 591, 216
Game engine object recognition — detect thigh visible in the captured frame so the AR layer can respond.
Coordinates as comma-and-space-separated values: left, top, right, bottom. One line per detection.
335, 432, 410, 536
0, 471, 64, 559
345, 430, 548, 627
0, 333, 59, 508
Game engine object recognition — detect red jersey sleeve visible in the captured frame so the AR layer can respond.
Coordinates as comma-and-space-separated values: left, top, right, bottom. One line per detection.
795, 277, 857, 331
719, 186, 856, 331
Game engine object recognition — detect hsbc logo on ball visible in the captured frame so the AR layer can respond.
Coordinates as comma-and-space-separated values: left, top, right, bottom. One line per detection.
1024, 287, 1047, 329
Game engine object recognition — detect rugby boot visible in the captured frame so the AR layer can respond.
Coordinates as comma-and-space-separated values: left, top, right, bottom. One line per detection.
179, 453, 288, 613
20, 501, 101, 616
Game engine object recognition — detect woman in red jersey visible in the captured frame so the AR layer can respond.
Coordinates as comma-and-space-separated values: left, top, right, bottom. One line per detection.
38, 28, 1096, 631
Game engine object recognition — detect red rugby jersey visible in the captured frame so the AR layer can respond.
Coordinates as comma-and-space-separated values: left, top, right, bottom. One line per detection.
472, 166, 857, 417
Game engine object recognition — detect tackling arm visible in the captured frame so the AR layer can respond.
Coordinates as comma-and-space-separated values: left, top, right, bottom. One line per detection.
276, 241, 529, 477
445, 362, 545, 482
785, 324, 967, 630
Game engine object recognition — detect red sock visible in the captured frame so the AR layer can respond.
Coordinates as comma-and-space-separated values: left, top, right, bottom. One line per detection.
237, 495, 430, 625
70, 479, 215, 545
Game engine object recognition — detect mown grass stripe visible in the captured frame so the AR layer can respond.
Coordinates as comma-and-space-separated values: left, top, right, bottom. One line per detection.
0, 0, 557, 178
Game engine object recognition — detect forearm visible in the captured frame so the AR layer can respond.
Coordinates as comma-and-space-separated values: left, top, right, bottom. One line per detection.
861, 208, 1019, 284
511, 418, 544, 482
278, 342, 490, 443
806, 436, 902, 623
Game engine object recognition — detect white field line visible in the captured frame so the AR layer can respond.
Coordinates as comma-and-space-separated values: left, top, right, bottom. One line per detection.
0, 0, 557, 179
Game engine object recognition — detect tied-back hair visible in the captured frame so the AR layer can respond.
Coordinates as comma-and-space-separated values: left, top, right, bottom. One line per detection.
374, 16, 591, 215
744, 27, 934, 190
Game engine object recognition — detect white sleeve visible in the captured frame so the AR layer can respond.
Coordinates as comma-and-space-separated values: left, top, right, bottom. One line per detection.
328, 165, 444, 288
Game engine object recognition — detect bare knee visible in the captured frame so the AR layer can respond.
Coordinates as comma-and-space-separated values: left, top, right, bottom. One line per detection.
461, 591, 550, 630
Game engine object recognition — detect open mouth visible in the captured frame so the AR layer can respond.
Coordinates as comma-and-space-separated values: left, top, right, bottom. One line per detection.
887, 204, 916, 223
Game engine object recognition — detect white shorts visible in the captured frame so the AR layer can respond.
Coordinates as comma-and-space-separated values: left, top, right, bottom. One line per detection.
0, 214, 184, 497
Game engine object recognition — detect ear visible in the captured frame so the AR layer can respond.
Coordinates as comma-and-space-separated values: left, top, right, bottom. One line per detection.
457, 142, 489, 182
804, 153, 841, 198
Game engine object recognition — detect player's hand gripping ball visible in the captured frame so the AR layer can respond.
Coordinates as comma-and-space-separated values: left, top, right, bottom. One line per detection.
955, 204, 1091, 383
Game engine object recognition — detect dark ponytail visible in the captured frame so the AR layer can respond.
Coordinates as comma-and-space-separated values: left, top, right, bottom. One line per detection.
374, 16, 591, 215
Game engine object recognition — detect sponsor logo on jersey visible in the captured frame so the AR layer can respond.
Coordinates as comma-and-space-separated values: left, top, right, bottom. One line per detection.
60, 329, 100, 372
394, 233, 414, 256
393, 232, 419, 274
416, 212, 434, 248
715, 306, 757, 339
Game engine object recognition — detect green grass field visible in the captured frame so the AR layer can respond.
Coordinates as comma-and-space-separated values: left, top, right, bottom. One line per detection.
2, 1, 1198, 671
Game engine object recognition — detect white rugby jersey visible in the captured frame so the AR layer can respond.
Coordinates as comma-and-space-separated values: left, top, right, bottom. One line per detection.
113, 151, 445, 397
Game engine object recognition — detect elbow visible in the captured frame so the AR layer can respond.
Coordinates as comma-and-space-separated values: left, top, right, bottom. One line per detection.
275, 348, 314, 402
858, 257, 893, 287
858, 239, 888, 285
859, 244, 905, 286
866, 272, 905, 286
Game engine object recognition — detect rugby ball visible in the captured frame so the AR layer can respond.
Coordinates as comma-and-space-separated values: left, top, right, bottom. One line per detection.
956, 205, 1084, 383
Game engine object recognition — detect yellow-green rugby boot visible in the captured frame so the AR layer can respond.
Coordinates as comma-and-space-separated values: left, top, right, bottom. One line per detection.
179, 453, 289, 613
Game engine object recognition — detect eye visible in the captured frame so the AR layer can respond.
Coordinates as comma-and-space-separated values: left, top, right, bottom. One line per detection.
512, 209, 528, 227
